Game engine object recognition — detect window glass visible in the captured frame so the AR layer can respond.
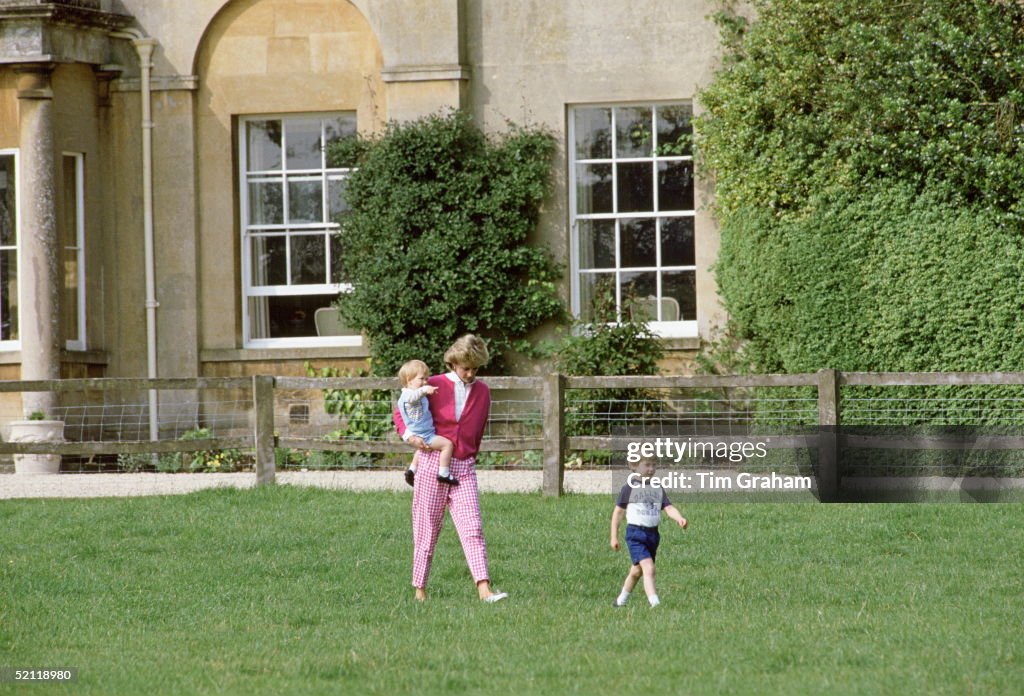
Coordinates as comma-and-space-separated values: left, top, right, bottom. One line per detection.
285, 118, 323, 171
574, 107, 612, 160
578, 219, 616, 270
615, 106, 653, 158
246, 120, 282, 171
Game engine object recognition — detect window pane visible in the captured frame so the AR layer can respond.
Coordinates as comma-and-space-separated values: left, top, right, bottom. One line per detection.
658, 161, 694, 211
248, 180, 283, 225
616, 162, 653, 213
1, 248, 17, 340
662, 270, 696, 321
290, 234, 326, 285
620, 218, 656, 268
615, 106, 653, 158
61, 156, 77, 249
330, 232, 345, 283
576, 163, 613, 214
328, 177, 350, 219
288, 178, 323, 224
661, 217, 695, 267
578, 219, 616, 270
62, 156, 80, 344
578, 273, 617, 323
285, 118, 322, 170
247, 120, 282, 171
620, 271, 657, 322
63, 246, 79, 343
574, 108, 612, 160
656, 104, 693, 156
0, 155, 15, 246
324, 115, 358, 149
250, 235, 287, 286
248, 295, 360, 339
249, 295, 320, 339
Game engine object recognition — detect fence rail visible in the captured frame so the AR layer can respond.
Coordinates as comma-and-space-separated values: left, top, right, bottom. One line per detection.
3, 370, 1024, 498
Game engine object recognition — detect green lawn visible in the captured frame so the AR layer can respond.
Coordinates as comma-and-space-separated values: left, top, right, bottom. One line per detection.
1, 486, 1022, 695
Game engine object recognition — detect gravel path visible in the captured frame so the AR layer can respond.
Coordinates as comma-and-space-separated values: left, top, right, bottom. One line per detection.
0, 470, 614, 499
5, 471, 1017, 501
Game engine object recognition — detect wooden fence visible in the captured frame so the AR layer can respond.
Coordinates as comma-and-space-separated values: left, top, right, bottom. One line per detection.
3, 370, 1024, 498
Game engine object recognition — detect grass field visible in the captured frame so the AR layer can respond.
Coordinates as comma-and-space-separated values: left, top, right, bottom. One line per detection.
1, 486, 1022, 695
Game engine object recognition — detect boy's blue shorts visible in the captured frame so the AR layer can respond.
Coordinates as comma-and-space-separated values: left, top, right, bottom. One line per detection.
625, 524, 660, 565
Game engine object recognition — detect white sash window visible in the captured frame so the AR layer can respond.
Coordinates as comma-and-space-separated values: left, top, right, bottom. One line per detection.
239, 113, 361, 347
569, 104, 697, 337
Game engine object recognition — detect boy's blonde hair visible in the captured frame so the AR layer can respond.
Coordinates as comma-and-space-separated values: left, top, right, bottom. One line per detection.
444, 334, 490, 370
398, 359, 430, 387
629, 456, 657, 472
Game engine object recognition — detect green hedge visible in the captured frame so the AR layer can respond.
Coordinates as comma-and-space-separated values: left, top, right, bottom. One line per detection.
697, 0, 1024, 376
716, 186, 1024, 375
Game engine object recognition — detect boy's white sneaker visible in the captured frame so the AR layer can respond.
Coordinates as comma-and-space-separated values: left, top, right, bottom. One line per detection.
483, 592, 509, 603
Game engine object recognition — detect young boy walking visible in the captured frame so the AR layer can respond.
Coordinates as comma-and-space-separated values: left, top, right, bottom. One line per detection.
610, 459, 688, 607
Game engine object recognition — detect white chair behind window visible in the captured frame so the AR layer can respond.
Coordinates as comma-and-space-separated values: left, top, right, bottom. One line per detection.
314, 307, 346, 336
627, 296, 680, 322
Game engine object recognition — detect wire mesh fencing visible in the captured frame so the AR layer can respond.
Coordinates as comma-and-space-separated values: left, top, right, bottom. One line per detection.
562, 375, 822, 475
0, 378, 255, 474
271, 376, 546, 471
837, 379, 1024, 479
2, 372, 1023, 498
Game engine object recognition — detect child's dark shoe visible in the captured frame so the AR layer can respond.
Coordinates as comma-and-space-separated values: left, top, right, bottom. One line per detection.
404, 468, 416, 487
437, 472, 460, 486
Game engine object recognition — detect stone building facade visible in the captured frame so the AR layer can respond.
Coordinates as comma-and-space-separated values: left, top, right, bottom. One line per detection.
0, 0, 726, 409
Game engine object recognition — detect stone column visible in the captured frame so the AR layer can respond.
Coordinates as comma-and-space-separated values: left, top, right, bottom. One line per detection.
16, 63, 60, 416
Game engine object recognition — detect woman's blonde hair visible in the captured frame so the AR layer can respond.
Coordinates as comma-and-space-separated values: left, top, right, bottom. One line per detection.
444, 334, 490, 370
398, 359, 430, 387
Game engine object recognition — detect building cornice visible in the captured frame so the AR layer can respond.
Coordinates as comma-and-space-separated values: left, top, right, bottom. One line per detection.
380, 64, 470, 83
0, 1, 133, 66
0, 1, 132, 31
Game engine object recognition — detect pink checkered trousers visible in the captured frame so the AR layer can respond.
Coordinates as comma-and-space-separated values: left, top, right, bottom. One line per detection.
411, 449, 489, 588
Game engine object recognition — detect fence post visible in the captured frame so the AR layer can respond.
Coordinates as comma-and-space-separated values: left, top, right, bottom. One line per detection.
817, 368, 839, 502
542, 372, 566, 497
253, 375, 276, 486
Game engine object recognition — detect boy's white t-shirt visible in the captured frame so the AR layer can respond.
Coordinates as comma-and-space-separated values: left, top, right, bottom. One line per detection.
615, 482, 671, 528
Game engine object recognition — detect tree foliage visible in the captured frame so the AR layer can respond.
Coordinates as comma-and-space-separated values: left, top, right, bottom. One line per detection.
328, 111, 565, 375
697, 0, 1024, 373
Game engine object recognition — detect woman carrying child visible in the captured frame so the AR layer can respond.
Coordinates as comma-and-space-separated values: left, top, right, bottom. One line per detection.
394, 334, 509, 603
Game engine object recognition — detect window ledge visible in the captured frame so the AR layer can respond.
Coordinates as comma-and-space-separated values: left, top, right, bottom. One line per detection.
0, 350, 110, 365
662, 337, 701, 351
201, 346, 372, 363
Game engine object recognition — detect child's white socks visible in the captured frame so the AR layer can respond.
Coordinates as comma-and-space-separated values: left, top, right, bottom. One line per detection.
614, 591, 630, 606
648, 594, 660, 607
438, 467, 450, 477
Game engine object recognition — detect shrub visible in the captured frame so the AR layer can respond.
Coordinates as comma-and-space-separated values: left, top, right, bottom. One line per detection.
176, 428, 247, 473
305, 362, 393, 441
554, 287, 664, 442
